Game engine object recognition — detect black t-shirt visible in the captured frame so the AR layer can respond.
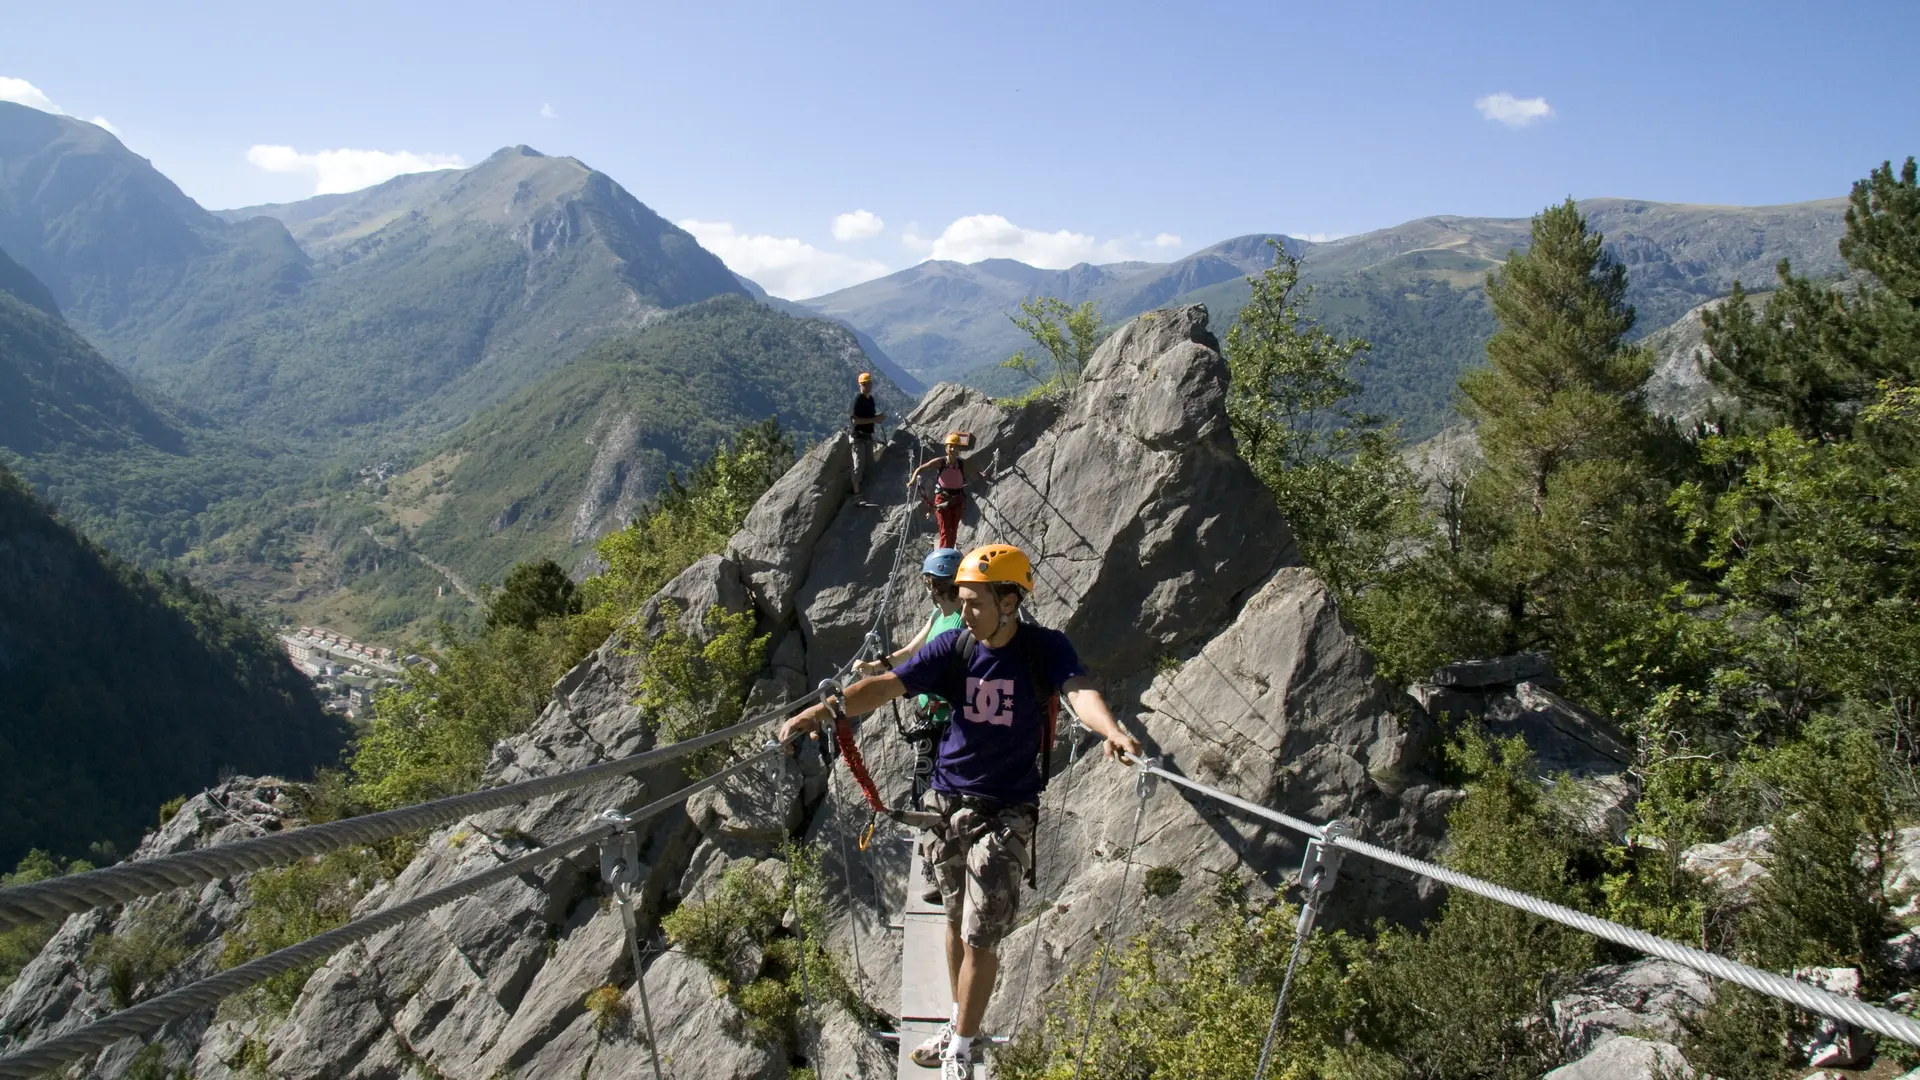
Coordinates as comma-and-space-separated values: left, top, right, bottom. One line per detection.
851, 394, 878, 439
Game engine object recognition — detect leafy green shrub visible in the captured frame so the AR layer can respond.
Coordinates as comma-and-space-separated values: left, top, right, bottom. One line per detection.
1732, 716, 1897, 974
583, 983, 631, 1036
486, 559, 580, 632
661, 844, 855, 1049
88, 896, 196, 1008
0, 849, 93, 993
1142, 865, 1183, 899
219, 848, 382, 1013
634, 602, 770, 767
156, 795, 187, 827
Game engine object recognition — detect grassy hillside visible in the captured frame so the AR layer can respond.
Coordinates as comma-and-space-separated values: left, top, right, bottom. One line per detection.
0, 462, 349, 866
397, 295, 909, 589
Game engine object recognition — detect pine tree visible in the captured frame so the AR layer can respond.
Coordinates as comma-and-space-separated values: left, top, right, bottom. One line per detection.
1704, 157, 1920, 440
486, 559, 580, 632
1451, 199, 1669, 668
1224, 241, 1423, 599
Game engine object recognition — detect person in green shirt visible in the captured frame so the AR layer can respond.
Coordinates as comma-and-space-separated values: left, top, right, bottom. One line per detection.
857, 546, 964, 904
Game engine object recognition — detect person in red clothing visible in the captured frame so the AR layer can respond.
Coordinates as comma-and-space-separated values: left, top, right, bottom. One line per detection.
910, 434, 977, 549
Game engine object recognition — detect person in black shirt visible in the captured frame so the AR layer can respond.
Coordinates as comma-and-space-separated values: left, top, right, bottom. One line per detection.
850, 372, 885, 498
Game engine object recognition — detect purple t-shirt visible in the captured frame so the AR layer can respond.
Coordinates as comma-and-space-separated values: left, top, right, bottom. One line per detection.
892, 625, 1087, 804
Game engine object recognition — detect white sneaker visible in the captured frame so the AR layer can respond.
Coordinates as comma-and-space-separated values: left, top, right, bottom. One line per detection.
909, 1023, 950, 1068
940, 1052, 971, 1080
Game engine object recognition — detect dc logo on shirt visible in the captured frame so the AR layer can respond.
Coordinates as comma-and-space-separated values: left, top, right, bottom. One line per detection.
965, 677, 1016, 727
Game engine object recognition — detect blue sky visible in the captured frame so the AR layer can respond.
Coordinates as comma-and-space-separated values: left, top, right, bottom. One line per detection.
5, 0, 1917, 298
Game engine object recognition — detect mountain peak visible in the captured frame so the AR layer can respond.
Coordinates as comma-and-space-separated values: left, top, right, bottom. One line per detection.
491, 144, 548, 161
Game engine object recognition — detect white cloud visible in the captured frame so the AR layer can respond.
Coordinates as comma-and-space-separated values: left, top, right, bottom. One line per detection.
905, 214, 1179, 267
245, 145, 466, 196
540, 103, 557, 120
1297, 232, 1351, 243
679, 219, 893, 300
832, 209, 885, 242
0, 77, 119, 138
0, 76, 58, 113
1474, 92, 1554, 129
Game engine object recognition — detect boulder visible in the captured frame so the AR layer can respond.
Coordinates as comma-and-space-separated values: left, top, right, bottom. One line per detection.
637, 552, 749, 640
1878, 928, 1920, 974
1793, 967, 1873, 1069
1542, 1035, 1692, 1080
1680, 825, 1774, 903
1490, 682, 1634, 841
1551, 958, 1713, 1058
729, 433, 858, 625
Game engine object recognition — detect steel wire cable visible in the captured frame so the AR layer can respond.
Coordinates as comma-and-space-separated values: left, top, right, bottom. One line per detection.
1120, 756, 1920, 1048
0, 750, 780, 1079
0, 687, 827, 932
1068, 786, 1151, 1080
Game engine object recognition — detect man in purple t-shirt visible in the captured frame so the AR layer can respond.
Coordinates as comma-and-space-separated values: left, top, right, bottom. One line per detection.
781, 543, 1142, 1078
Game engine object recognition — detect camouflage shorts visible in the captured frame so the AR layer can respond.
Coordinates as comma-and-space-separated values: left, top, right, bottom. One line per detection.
919, 790, 1037, 951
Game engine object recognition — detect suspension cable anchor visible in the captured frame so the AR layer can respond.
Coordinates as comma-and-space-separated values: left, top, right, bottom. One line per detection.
1133, 755, 1159, 800
596, 810, 641, 889
1294, 820, 1352, 938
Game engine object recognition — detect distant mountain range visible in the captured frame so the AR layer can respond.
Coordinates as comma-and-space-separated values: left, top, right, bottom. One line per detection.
0, 104, 753, 442
798, 199, 1849, 437
0, 94, 1870, 632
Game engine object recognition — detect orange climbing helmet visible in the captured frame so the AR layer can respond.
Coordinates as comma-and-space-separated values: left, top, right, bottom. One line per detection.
857, 371, 873, 385
956, 543, 1034, 592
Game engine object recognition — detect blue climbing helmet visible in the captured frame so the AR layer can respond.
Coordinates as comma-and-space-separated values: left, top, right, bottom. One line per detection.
922, 548, 962, 579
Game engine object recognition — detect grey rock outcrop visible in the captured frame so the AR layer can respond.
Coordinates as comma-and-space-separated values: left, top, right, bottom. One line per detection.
1550, 958, 1713, 1058
0, 779, 302, 1077
1408, 659, 1634, 842
1679, 824, 1774, 902
1542, 1035, 1692, 1080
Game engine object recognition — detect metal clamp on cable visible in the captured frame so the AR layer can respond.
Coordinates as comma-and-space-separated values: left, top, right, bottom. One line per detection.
817, 678, 844, 759
1294, 820, 1350, 939
1133, 755, 1159, 800
861, 631, 882, 664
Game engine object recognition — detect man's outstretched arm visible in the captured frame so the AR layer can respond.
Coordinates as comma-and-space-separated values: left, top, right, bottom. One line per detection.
1062, 677, 1143, 761
780, 673, 908, 742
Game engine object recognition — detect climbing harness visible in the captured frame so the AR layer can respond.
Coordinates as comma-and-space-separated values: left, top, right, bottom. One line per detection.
1068, 755, 1156, 1080
1253, 820, 1351, 1080
599, 810, 665, 1080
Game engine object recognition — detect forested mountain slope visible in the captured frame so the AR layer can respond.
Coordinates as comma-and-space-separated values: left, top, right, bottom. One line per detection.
0, 247, 290, 562
400, 294, 912, 587
0, 463, 348, 867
